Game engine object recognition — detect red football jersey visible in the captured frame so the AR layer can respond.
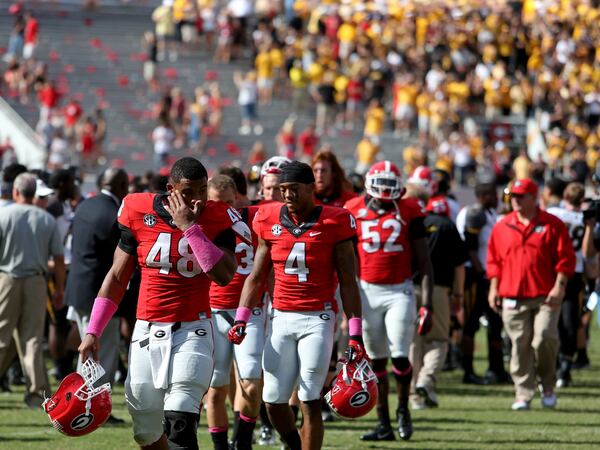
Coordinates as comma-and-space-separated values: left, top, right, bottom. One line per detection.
345, 195, 426, 284
117, 193, 241, 322
314, 189, 357, 208
210, 206, 259, 309
253, 202, 357, 312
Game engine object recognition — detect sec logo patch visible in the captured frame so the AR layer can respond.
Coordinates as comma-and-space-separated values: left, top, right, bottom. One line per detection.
272, 224, 282, 236
144, 214, 157, 227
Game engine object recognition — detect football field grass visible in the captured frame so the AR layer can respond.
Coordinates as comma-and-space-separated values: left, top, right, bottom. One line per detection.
1, 326, 600, 450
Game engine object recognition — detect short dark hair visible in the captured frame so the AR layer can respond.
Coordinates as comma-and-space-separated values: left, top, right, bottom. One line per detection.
217, 166, 247, 196
2, 163, 27, 183
474, 183, 496, 197
170, 157, 208, 184
48, 168, 74, 189
545, 177, 567, 198
150, 175, 169, 193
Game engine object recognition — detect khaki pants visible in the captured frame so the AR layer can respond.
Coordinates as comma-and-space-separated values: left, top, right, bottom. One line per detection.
502, 296, 559, 401
410, 286, 450, 391
0, 273, 49, 395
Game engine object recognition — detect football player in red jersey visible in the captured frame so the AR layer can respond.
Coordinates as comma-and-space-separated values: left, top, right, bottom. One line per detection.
345, 161, 434, 442
259, 156, 290, 202
312, 149, 357, 207
205, 175, 264, 450
78, 157, 251, 450
229, 161, 364, 450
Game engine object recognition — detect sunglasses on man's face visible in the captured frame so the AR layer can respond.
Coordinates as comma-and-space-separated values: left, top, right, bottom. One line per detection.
510, 193, 525, 199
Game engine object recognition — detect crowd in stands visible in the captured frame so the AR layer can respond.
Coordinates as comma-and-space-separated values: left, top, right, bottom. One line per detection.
1, 0, 600, 433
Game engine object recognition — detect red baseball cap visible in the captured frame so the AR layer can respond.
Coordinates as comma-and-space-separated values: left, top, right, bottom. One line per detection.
511, 178, 538, 196
426, 195, 450, 216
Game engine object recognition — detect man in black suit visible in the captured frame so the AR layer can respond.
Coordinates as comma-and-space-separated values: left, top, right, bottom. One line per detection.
65, 168, 129, 393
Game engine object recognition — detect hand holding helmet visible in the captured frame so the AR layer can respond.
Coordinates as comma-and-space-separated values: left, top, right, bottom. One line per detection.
44, 359, 112, 437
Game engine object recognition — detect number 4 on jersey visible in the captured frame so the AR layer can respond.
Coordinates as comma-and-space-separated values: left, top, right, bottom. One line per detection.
284, 242, 309, 282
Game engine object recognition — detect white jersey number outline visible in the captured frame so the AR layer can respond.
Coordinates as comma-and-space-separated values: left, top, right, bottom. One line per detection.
236, 242, 254, 275
145, 232, 202, 278
361, 219, 404, 253
284, 242, 309, 282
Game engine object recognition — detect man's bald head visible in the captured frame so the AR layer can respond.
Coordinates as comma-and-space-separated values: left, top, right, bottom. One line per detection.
101, 168, 129, 201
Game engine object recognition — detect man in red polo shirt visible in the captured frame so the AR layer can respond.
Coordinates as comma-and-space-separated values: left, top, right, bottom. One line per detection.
487, 179, 575, 411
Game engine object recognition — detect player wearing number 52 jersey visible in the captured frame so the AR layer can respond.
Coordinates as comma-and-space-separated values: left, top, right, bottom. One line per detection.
229, 161, 365, 450
345, 161, 434, 443
547, 182, 586, 388
78, 158, 250, 450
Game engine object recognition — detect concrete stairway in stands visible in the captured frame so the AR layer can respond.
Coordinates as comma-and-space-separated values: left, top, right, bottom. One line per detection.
0, 0, 412, 175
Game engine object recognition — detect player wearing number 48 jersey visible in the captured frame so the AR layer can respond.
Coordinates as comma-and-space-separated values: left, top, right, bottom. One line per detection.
345, 161, 434, 442
229, 161, 365, 450
78, 157, 251, 450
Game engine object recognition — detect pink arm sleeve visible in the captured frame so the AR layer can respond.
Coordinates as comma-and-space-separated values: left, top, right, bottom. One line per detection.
235, 306, 252, 322
183, 224, 225, 273
348, 317, 362, 336
86, 297, 118, 337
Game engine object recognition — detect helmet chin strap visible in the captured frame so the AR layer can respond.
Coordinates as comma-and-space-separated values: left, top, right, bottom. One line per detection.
365, 196, 406, 225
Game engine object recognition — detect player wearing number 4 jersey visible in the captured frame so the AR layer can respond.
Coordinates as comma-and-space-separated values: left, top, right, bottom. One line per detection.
205, 175, 265, 450
78, 158, 251, 450
345, 161, 434, 442
229, 161, 365, 450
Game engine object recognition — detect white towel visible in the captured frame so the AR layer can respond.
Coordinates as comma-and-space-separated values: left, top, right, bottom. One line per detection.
149, 323, 174, 389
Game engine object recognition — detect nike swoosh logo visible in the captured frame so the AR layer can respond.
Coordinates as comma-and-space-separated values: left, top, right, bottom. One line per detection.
309, 231, 321, 237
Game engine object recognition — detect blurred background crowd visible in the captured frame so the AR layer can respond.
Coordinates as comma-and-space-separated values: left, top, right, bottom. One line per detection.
0, 0, 600, 424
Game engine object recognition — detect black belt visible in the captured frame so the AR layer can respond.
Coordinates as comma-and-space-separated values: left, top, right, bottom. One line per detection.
138, 321, 182, 348
214, 310, 235, 326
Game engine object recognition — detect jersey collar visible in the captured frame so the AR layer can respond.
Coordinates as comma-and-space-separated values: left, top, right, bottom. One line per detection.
153, 194, 178, 229
280, 205, 322, 238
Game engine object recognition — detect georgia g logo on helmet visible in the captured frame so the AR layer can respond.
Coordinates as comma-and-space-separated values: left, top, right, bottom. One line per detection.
349, 391, 371, 408
71, 413, 94, 431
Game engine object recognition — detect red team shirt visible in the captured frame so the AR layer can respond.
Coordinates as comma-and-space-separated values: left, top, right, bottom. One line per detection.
209, 205, 259, 309
314, 190, 357, 208
253, 202, 357, 313
345, 195, 426, 285
118, 193, 240, 322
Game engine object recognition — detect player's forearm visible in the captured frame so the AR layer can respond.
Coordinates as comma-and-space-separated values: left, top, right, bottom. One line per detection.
239, 274, 265, 309
206, 250, 236, 286
340, 281, 362, 319
97, 249, 136, 304
97, 268, 131, 305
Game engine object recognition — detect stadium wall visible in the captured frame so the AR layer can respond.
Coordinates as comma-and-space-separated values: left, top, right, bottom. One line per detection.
0, 96, 46, 169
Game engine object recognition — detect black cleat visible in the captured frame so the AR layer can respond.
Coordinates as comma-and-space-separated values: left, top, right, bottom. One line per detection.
360, 424, 396, 441
485, 370, 512, 385
397, 407, 413, 441
463, 372, 489, 385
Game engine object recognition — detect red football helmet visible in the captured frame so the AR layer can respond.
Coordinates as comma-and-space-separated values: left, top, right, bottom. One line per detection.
260, 156, 291, 178
43, 359, 112, 437
426, 195, 450, 216
407, 165, 437, 195
365, 161, 404, 201
324, 358, 378, 419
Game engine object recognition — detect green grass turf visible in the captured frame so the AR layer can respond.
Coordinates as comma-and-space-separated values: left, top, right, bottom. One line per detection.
1, 323, 599, 450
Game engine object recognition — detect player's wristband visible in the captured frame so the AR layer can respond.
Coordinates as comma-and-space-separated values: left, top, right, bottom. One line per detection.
235, 306, 252, 323
183, 224, 224, 273
86, 297, 118, 337
348, 317, 362, 336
